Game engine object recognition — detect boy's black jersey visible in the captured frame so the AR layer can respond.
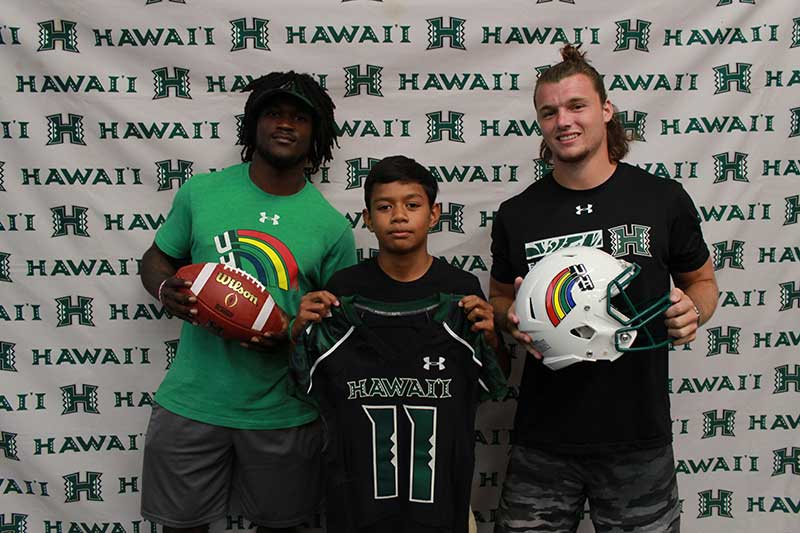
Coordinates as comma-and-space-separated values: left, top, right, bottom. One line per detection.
291, 294, 507, 532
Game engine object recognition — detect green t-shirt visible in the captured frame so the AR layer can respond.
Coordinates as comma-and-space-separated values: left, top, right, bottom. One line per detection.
154, 162, 356, 429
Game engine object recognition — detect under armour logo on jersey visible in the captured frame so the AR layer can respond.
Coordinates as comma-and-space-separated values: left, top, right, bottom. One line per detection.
575, 204, 593, 215
259, 212, 280, 225
423, 356, 446, 371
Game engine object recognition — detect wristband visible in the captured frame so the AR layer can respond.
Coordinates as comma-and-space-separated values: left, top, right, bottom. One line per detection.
157, 278, 168, 304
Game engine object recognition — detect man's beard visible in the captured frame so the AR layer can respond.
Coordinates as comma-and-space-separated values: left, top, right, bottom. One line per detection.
255, 142, 307, 170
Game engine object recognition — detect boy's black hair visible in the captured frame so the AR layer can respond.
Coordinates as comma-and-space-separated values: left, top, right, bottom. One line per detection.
364, 155, 438, 210
239, 71, 338, 174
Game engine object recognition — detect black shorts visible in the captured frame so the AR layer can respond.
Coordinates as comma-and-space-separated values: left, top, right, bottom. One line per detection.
141, 404, 324, 528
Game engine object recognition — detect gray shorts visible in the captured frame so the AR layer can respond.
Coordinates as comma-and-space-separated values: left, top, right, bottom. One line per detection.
141, 404, 323, 528
495, 444, 680, 533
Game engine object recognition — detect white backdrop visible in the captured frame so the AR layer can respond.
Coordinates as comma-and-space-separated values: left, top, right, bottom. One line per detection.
1, 1, 798, 532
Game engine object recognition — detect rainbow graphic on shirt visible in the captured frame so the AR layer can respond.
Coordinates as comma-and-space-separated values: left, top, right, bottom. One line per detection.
545, 264, 593, 326
214, 229, 299, 290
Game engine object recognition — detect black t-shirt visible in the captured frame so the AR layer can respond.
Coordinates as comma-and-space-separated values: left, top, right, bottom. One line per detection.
491, 162, 709, 454
326, 257, 485, 301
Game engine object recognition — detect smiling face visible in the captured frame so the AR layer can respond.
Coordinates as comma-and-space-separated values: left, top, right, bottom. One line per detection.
535, 73, 613, 167
253, 94, 313, 170
364, 181, 440, 257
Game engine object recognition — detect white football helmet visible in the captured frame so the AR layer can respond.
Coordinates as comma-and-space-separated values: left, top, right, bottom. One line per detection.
515, 246, 671, 370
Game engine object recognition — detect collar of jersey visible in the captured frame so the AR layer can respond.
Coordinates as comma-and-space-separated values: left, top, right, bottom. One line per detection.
338, 293, 463, 325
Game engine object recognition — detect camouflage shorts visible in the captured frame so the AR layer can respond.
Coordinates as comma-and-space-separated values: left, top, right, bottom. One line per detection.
494, 444, 680, 533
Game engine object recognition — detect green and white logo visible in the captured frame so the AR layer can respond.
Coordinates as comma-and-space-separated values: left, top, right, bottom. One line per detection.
713, 63, 752, 94
0, 161, 5, 191
156, 159, 193, 190
779, 281, 800, 311
614, 19, 651, 52
790, 107, 800, 137
152, 67, 190, 99
772, 447, 800, 476
230, 18, 269, 51
697, 489, 734, 518
38, 20, 79, 52
793, 17, 800, 48
345, 157, 379, 189
47, 113, 86, 146
61, 384, 100, 414
0, 430, 19, 460
533, 158, 554, 181
63, 472, 103, 502
51, 206, 90, 237
427, 17, 466, 50
713, 152, 748, 183
0, 341, 16, 371
703, 409, 736, 438
783, 196, 800, 225
0, 514, 27, 533
712, 240, 745, 270
706, 326, 741, 356
55, 296, 95, 327
773, 365, 800, 393
426, 111, 465, 143
344, 64, 383, 97
615, 110, 647, 141
608, 224, 651, 257
430, 203, 465, 234
0, 252, 9, 282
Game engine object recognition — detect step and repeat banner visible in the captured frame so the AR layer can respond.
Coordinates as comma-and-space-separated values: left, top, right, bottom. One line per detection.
1, 1, 798, 532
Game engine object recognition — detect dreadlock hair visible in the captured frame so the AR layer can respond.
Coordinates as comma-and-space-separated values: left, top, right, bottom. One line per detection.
535, 44, 630, 164
239, 71, 338, 175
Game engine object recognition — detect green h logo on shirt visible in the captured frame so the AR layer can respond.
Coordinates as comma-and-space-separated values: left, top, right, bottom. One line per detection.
608, 224, 651, 258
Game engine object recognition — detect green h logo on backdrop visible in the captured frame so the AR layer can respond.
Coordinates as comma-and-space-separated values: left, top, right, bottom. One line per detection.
153, 67, 191, 99
346, 157, 379, 189
0, 341, 16, 371
426, 17, 466, 50
706, 327, 741, 356
51, 206, 90, 237
697, 490, 734, 518
779, 281, 800, 311
791, 107, 800, 138
712, 240, 745, 270
702, 409, 736, 438
430, 203, 465, 234
0, 514, 28, 533
614, 110, 647, 141
344, 65, 383, 97
46, 114, 86, 145
63, 472, 103, 502
772, 447, 800, 476
774, 365, 800, 393
60, 384, 100, 414
37, 20, 79, 52
426, 111, 465, 143
156, 159, 193, 190
0, 430, 19, 460
230, 18, 269, 51
713, 63, 752, 94
55, 296, 95, 327
614, 19, 651, 52
713, 152, 748, 183
0, 252, 10, 282
784, 195, 800, 225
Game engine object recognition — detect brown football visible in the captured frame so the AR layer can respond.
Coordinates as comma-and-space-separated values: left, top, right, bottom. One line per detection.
176, 263, 285, 341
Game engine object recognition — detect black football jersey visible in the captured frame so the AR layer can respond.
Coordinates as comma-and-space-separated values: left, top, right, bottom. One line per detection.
291, 293, 507, 533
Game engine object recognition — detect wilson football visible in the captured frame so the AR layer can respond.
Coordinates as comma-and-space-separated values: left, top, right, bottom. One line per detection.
176, 262, 285, 341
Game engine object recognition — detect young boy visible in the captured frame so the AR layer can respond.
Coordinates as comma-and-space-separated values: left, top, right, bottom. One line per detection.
290, 155, 507, 533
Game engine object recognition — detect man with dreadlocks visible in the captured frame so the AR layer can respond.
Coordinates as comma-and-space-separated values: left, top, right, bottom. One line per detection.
489, 46, 718, 532
139, 72, 355, 533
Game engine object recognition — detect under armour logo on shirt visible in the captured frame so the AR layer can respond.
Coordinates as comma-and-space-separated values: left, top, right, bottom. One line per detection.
423, 356, 446, 371
259, 212, 280, 225
575, 204, 593, 215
